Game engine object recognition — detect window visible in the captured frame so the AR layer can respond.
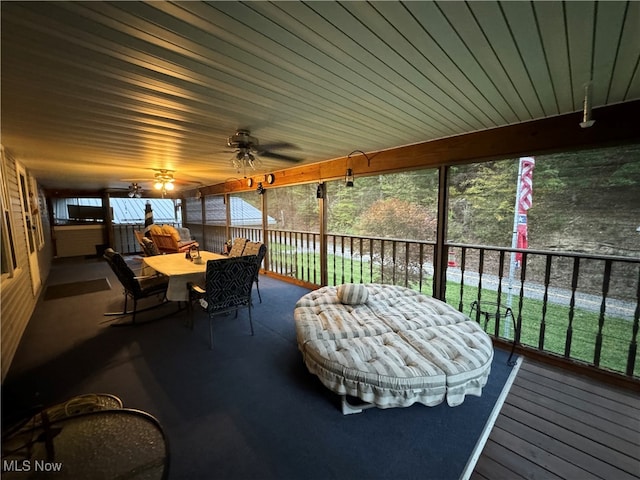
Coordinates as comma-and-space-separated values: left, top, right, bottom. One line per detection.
185, 196, 203, 224
326, 170, 438, 240
1, 149, 18, 276
324, 170, 439, 287
446, 145, 640, 253
229, 191, 262, 228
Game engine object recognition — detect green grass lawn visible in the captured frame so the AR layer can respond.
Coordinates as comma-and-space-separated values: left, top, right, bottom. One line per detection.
442, 283, 639, 376
269, 246, 639, 377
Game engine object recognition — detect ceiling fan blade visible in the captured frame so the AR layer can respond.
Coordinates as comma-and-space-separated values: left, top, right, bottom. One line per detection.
259, 151, 303, 162
211, 149, 238, 154
258, 142, 298, 150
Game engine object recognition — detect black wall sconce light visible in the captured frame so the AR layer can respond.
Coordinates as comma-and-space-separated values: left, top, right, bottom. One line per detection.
316, 182, 325, 199
256, 182, 265, 195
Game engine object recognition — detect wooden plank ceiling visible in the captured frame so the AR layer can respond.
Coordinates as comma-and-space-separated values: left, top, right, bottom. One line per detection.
1, 1, 639, 193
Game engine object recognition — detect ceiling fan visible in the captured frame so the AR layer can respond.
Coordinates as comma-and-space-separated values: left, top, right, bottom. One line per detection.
118, 169, 200, 197
127, 182, 144, 198
226, 129, 302, 171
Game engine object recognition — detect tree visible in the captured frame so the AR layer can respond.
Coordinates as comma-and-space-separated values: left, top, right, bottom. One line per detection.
355, 198, 437, 241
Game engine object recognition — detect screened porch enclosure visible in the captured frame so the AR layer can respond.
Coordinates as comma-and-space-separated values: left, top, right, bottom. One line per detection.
176, 146, 640, 382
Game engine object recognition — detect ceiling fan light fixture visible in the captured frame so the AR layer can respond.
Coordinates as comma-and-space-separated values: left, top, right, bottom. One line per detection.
248, 152, 256, 168
128, 182, 142, 198
232, 149, 257, 172
153, 169, 176, 192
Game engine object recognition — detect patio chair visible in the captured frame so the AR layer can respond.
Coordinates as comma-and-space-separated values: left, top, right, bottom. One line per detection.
227, 238, 248, 257
187, 255, 259, 349
241, 241, 267, 303
469, 300, 518, 365
103, 248, 169, 325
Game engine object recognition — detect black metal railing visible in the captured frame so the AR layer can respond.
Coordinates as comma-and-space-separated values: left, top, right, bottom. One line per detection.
124, 221, 639, 378
446, 244, 639, 377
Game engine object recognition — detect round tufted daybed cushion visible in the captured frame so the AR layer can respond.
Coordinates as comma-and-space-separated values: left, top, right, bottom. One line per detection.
294, 284, 493, 410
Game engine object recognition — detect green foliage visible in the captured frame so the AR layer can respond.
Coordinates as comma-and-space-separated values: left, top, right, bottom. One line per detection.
267, 184, 319, 231
448, 161, 517, 245
354, 198, 437, 240
326, 170, 439, 236
608, 161, 640, 186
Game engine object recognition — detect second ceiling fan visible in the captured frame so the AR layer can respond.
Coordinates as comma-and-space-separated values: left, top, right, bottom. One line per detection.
226, 129, 302, 171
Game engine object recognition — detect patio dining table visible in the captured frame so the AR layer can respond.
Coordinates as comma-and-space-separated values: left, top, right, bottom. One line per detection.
142, 251, 226, 301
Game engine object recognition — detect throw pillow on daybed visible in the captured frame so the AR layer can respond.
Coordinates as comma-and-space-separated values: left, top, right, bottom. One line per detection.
337, 283, 369, 305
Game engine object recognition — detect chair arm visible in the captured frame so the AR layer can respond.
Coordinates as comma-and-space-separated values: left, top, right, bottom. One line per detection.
134, 273, 164, 281
189, 283, 206, 295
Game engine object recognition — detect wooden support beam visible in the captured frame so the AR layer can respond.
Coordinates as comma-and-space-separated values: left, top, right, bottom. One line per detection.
196, 100, 640, 196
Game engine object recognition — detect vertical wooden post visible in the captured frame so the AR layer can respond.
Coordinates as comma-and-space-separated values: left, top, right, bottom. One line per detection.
199, 193, 206, 249
434, 165, 449, 300
224, 193, 231, 244
318, 182, 328, 286
261, 188, 269, 270
102, 191, 114, 251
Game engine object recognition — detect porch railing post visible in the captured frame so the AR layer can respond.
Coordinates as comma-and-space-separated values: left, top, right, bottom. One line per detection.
434, 166, 449, 300
262, 188, 269, 270
224, 193, 230, 244
200, 193, 206, 249
594, 259, 612, 367
565, 257, 581, 358
319, 182, 328, 286
102, 192, 114, 250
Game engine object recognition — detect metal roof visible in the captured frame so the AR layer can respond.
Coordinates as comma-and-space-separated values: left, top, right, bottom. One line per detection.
53, 197, 178, 225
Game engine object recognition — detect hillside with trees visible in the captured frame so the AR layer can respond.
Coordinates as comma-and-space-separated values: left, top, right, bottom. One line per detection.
244, 143, 639, 259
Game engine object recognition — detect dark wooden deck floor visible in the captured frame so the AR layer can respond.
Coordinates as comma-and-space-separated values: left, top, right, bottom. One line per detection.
472, 358, 640, 480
